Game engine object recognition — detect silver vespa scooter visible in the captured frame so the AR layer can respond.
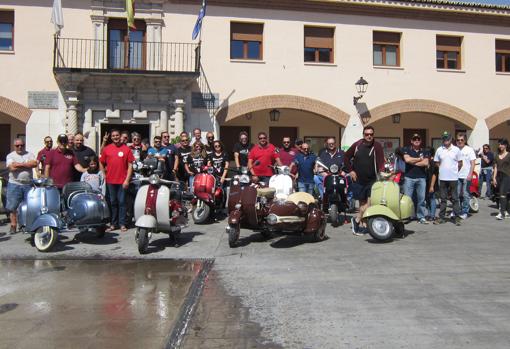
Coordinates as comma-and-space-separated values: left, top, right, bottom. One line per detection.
133, 158, 192, 254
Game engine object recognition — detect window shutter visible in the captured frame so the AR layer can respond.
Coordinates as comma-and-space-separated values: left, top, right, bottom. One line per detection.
0, 10, 14, 23
496, 39, 510, 53
231, 23, 263, 42
437, 35, 462, 51
304, 27, 334, 49
373, 31, 400, 44
108, 18, 146, 30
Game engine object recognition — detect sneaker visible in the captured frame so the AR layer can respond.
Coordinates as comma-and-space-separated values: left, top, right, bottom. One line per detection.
449, 212, 455, 219
9, 226, 17, 235
434, 218, 446, 225
353, 226, 367, 236
459, 214, 468, 220
419, 218, 429, 224
455, 217, 462, 226
496, 213, 504, 220
351, 217, 360, 235
505, 212, 510, 219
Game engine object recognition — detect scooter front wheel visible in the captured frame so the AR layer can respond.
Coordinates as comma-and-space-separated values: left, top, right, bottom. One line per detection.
367, 216, 395, 242
192, 200, 211, 224
34, 226, 58, 252
227, 223, 240, 248
136, 228, 150, 254
469, 197, 479, 213
329, 204, 339, 227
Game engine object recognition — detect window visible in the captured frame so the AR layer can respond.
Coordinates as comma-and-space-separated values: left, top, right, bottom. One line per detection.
108, 18, 146, 69
0, 11, 14, 51
496, 39, 510, 73
373, 31, 400, 66
230, 22, 263, 60
304, 26, 334, 63
436, 35, 462, 70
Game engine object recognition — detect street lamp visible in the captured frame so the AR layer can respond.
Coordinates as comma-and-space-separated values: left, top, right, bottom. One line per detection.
269, 109, 280, 122
353, 77, 368, 105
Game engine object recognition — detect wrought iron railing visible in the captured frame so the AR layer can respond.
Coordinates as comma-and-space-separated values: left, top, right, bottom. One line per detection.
53, 37, 200, 74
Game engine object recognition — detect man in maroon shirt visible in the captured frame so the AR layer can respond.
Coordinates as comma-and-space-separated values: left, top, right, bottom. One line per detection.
278, 137, 298, 166
100, 129, 135, 232
45, 134, 87, 189
37, 136, 53, 177
248, 132, 282, 183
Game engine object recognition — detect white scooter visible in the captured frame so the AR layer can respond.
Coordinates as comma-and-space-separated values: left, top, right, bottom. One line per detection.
133, 158, 193, 254
268, 165, 294, 200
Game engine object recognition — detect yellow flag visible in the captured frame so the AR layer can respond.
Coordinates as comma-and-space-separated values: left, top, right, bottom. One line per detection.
126, 0, 135, 30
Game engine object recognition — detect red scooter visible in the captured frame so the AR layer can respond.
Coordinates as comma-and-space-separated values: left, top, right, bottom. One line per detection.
468, 172, 480, 213
191, 166, 225, 224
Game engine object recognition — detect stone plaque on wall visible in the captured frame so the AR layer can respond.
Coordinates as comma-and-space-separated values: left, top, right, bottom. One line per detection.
28, 91, 59, 109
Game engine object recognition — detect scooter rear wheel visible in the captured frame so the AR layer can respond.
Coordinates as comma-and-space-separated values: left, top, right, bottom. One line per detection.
136, 228, 149, 254
227, 224, 240, 248
329, 204, 339, 227
34, 226, 58, 252
367, 216, 395, 242
312, 221, 327, 242
469, 197, 479, 213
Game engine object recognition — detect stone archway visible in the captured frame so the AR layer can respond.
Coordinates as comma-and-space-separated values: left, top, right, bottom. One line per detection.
361, 99, 478, 129
216, 95, 350, 127
485, 107, 510, 130
0, 96, 32, 124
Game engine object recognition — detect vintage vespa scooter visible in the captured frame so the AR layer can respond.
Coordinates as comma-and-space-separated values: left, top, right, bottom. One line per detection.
362, 156, 414, 242
133, 158, 192, 254
316, 160, 349, 227
17, 178, 110, 252
191, 166, 225, 224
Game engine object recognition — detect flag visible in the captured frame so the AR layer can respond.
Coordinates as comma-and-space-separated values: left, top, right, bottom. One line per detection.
126, 0, 136, 30
51, 0, 64, 35
192, 0, 206, 40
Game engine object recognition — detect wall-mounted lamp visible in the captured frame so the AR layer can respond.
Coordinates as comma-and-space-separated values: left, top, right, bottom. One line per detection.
392, 113, 401, 124
353, 77, 368, 105
269, 109, 280, 122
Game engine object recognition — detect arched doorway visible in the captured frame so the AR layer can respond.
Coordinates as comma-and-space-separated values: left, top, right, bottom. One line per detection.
216, 95, 349, 155
485, 107, 510, 150
0, 97, 32, 164
361, 99, 477, 154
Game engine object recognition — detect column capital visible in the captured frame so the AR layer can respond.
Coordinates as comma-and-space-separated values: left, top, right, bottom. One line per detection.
90, 15, 108, 24
145, 18, 164, 26
64, 91, 80, 105
173, 99, 185, 109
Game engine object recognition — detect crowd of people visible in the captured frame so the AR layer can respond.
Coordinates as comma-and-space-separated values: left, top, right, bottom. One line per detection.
4, 125, 510, 236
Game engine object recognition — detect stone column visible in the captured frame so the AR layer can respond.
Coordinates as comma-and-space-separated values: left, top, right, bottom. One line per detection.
83, 108, 97, 151
173, 99, 185, 136
145, 18, 163, 71
91, 15, 107, 69
65, 91, 80, 134
160, 108, 168, 133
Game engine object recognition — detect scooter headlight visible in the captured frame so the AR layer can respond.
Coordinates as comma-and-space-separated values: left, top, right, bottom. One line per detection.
266, 213, 278, 225
330, 164, 339, 174
283, 167, 290, 176
149, 174, 160, 185
235, 203, 242, 210
207, 167, 214, 174
241, 167, 248, 175
240, 175, 250, 184
260, 196, 267, 205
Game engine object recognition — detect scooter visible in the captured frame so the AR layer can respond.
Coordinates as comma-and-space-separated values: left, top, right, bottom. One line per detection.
133, 158, 192, 254
317, 161, 348, 227
191, 166, 224, 224
362, 157, 414, 242
468, 172, 480, 213
17, 178, 110, 252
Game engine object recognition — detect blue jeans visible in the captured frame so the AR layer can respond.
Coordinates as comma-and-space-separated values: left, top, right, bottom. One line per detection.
478, 168, 493, 198
189, 175, 195, 192
107, 184, 127, 227
458, 178, 471, 215
403, 177, 427, 220
427, 191, 437, 219
297, 182, 314, 195
6, 182, 31, 212
314, 175, 324, 199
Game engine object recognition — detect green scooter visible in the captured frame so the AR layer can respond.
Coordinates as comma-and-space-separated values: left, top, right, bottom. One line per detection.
363, 158, 414, 241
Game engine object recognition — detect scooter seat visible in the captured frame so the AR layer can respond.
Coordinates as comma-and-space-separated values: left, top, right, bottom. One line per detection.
257, 187, 276, 199
287, 192, 315, 205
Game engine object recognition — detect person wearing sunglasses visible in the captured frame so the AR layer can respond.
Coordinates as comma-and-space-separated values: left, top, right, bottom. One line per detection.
177, 134, 193, 186
36, 136, 53, 176
209, 141, 229, 186
248, 132, 282, 183
6, 138, 37, 234
233, 131, 253, 168
160, 131, 179, 181
455, 133, 476, 220
478, 144, 494, 199
315, 137, 345, 199
185, 141, 210, 190
433, 131, 463, 226
344, 125, 385, 235
205, 132, 215, 157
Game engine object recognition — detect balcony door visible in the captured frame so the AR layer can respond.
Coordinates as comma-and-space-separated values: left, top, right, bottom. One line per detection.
108, 19, 146, 70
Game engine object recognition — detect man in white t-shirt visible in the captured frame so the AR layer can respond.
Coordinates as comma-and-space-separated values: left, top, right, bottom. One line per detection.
455, 133, 476, 219
6, 138, 37, 234
433, 132, 463, 226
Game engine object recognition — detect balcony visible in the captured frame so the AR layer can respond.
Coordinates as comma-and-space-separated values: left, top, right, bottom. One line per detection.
53, 37, 200, 76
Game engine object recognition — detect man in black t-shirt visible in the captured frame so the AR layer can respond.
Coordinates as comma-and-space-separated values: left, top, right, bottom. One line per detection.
402, 134, 430, 224
233, 131, 253, 168
479, 144, 495, 198
177, 135, 192, 185
72, 132, 96, 181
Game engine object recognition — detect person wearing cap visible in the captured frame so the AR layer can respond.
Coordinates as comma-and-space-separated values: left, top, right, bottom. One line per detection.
402, 134, 430, 224
294, 139, 304, 154
455, 133, 476, 220
45, 134, 87, 190
433, 131, 463, 226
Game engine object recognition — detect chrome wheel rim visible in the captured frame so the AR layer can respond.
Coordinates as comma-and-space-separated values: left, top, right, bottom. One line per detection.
371, 217, 391, 238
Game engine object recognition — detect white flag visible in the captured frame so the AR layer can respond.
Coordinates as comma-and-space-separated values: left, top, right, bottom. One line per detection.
51, 0, 64, 35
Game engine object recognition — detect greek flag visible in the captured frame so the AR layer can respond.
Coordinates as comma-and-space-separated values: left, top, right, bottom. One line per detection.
192, 0, 206, 40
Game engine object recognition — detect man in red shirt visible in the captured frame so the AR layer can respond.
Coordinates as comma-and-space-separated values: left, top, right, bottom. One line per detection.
278, 137, 299, 166
248, 132, 282, 183
45, 134, 87, 189
100, 129, 135, 232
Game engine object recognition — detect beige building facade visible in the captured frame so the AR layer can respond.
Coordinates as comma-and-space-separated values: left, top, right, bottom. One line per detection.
1, 0, 510, 160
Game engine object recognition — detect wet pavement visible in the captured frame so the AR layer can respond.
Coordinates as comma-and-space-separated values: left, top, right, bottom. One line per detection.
0, 259, 203, 349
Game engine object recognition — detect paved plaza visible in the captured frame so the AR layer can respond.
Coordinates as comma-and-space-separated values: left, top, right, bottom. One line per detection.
1, 200, 510, 348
